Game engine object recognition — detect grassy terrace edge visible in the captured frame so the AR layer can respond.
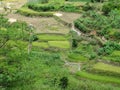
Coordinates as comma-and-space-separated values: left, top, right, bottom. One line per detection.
17, 7, 54, 17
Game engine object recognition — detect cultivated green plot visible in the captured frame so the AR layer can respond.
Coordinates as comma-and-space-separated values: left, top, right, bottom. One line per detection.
7, 40, 28, 47
48, 41, 70, 49
0, 56, 5, 60
32, 42, 49, 48
103, 51, 120, 62
37, 34, 67, 41
111, 51, 120, 57
103, 56, 120, 62
92, 62, 120, 77
68, 53, 89, 62
76, 71, 120, 84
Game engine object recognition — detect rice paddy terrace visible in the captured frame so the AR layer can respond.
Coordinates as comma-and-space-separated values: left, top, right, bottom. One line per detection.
0, 0, 120, 90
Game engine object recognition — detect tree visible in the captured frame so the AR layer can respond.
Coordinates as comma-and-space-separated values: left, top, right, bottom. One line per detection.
59, 77, 68, 89
0, 15, 29, 87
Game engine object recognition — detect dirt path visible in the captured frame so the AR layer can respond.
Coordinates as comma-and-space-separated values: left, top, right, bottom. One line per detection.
58, 11, 81, 23
61, 54, 81, 73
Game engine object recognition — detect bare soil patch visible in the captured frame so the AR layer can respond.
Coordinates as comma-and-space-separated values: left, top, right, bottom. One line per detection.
6, 14, 70, 34
58, 12, 81, 23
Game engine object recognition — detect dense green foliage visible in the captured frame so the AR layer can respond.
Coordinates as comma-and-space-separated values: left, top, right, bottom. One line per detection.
27, 3, 81, 13
102, 0, 120, 15
74, 10, 120, 40
0, 15, 29, 87
98, 41, 120, 55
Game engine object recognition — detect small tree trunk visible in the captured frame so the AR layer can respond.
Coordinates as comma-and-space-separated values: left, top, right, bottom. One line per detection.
28, 32, 33, 54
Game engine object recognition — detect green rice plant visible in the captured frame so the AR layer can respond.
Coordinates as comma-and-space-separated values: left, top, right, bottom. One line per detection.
32, 42, 49, 48
76, 71, 120, 84
92, 62, 120, 77
111, 51, 120, 57
68, 53, 89, 62
37, 34, 67, 41
103, 56, 120, 62
67, 76, 120, 90
102, 50, 120, 62
48, 41, 70, 49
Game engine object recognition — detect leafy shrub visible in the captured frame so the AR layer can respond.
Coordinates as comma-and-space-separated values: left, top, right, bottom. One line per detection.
105, 41, 120, 50
98, 45, 113, 55
74, 10, 120, 41
28, 4, 55, 11
72, 39, 78, 48
74, 19, 89, 33
31, 34, 38, 41
59, 77, 68, 89
98, 41, 120, 55
102, 0, 120, 15
89, 53, 97, 60
114, 32, 120, 39
83, 3, 94, 11
60, 4, 81, 12
74, 11, 108, 33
